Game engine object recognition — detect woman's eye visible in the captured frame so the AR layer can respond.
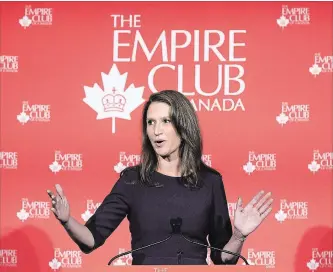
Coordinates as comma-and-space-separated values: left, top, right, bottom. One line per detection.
163, 119, 171, 123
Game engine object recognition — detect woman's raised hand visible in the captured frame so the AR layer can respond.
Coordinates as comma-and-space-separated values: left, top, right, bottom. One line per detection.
47, 184, 70, 224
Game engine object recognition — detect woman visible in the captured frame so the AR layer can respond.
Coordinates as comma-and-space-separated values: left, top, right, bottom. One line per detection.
47, 90, 273, 265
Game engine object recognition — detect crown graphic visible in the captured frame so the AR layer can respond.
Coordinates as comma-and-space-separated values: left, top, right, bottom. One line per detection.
102, 88, 126, 112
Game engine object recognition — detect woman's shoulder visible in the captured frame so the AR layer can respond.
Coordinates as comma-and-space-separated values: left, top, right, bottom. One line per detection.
109, 165, 141, 195
119, 165, 141, 184
199, 164, 223, 185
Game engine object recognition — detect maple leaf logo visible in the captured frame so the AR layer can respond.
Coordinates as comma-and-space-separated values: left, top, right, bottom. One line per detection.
83, 64, 145, 133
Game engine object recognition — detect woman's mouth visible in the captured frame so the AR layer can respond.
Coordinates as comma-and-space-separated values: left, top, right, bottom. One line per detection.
154, 140, 165, 148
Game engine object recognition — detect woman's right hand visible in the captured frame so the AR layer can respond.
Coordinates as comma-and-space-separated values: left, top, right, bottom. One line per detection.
47, 184, 70, 224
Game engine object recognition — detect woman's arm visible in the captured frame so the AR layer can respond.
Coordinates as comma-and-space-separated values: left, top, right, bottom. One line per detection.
221, 228, 246, 264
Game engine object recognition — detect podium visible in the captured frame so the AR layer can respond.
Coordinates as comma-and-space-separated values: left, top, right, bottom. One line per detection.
107, 266, 271, 271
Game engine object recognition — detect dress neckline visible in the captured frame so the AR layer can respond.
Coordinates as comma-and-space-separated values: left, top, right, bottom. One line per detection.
154, 171, 182, 179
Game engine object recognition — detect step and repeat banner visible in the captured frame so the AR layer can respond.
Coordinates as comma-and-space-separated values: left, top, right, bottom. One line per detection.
1, 1, 332, 271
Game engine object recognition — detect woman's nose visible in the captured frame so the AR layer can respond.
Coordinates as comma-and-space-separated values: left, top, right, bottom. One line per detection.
154, 123, 163, 135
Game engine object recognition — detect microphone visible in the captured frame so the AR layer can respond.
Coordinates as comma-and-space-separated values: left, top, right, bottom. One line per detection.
107, 217, 249, 265
171, 217, 249, 265
108, 219, 179, 265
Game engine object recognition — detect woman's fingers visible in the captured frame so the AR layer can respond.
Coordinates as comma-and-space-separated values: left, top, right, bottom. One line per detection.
47, 185, 70, 224
47, 190, 56, 200
55, 184, 64, 199
63, 196, 68, 207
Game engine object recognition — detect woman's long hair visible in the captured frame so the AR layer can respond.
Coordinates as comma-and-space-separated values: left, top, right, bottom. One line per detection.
121, 90, 220, 188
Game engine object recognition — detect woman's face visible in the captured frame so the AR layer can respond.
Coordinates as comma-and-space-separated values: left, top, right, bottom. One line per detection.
146, 102, 181, 159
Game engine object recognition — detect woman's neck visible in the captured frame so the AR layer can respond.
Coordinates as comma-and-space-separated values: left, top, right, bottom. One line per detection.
156, 156, 181, 177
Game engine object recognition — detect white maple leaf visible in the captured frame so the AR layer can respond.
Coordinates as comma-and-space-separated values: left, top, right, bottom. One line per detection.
276, 112, 289, 126
277, 15, 289, 28
308, 160, 320, 173
83, 64, 145, 133
19, 15, 32, 29
114, 161, 126, 173
309, 64, 322, 77
17, 208, 30, 222
275, 209, 287, 223
17, 112, 30, 124
81, 210, 93, 222
243, 161, 256, 175
49, 258, 61, 270
307, 259, 319, 271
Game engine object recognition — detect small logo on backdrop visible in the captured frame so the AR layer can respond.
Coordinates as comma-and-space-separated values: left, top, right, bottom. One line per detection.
19, 5, 53, 29
277, 5, 310, 29
17, 198, 51, 222
276, 102, 310, 126
243, 151, 277, 175
0, 249, 18, 267
49, 151, 83, 173
242, 248, 275, 268
0, 55, 18, 72
114, 152, 141, 173
307, 248, 333, 271
49, 248, 82, 270
308, 150, 333, 173
83, 64, 145, 133
275, 199, 308, 223
17, 101, 51, 124
81, 200, 101, 222
0, 151, 18, 169
309, 53, 333, 77
111, 248, 132, 266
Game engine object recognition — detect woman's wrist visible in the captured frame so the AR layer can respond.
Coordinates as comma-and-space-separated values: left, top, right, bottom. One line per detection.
60, 216, 71, 227
232, 228, 247, 242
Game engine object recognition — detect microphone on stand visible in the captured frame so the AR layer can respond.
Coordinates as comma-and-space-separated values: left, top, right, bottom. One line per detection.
170, 217, 249, 265
108, 219, 178, 265
107, 235, 172, 265
107, 217, 249, 265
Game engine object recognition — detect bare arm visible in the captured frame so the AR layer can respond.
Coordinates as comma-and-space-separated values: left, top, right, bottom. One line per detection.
61, 216, 95, 250
47, 185, 95, 252
222, 191, 273, 264
221, 228, 245, 264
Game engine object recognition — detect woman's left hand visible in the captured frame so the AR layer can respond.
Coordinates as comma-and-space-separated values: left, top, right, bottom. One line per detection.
234, 190, 273, 237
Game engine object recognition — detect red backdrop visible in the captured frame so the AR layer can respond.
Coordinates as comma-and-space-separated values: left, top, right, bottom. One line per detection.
1, 1, 332, 271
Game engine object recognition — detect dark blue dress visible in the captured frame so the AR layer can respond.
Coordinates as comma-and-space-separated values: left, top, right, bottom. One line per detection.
81, 167, 233, 265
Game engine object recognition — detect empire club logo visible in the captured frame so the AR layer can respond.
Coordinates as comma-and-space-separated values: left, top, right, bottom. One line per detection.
309, 53, 333, 77
308, 150, 333, 173
17, 101, 51, 124
307, 248, 333, 271
275, 199, 308, 223
276, 102, 309, 126
243, 151, 277, 175
277, 5, 310, 28
83, 64, 145, 133
49, 151, 83, 173
243, 248, 276, 268
49, 248, 82, 270
17, 198, 51, 222
19, 5, 53, 29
